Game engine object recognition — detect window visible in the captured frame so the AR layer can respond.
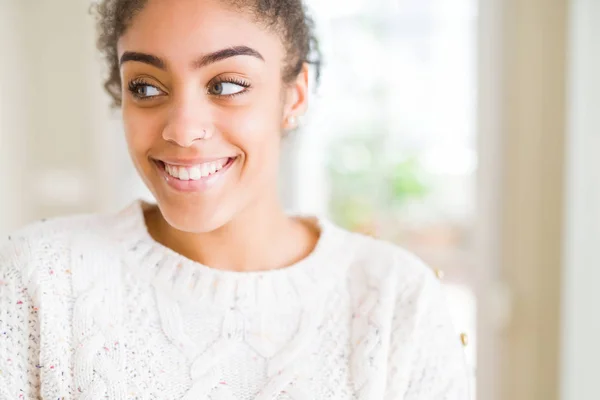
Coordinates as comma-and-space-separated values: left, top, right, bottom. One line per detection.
296, 0, 479, 393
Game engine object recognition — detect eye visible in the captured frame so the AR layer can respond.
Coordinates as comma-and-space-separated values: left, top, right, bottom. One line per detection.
207, 78, 251, 97
128, 80, 164, 99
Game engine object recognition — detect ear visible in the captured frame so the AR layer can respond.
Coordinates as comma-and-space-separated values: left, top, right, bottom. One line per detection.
283, 63, 310, 130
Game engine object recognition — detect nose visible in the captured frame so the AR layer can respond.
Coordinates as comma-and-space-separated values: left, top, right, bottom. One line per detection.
162, 95, 214, 147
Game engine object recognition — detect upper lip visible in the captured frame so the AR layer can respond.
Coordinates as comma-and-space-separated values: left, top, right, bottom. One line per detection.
153, 156, 235, 166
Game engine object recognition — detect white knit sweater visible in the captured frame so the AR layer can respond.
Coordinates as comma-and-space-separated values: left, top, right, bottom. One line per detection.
0, 200, 469, 400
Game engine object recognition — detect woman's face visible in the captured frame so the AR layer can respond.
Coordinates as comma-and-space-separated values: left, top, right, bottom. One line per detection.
118, 0, 308, 233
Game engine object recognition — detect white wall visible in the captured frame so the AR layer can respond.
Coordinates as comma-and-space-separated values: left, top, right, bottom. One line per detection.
0, 2, 28, 236
0, 0, 144, 235
561, 1, 600, 399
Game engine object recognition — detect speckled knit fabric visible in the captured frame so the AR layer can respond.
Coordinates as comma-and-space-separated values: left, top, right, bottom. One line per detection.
0, 200, 469, 400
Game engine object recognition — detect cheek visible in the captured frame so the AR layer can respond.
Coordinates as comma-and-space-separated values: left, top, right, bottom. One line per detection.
214, 100, 282, 191
123, 105, 165, 157
215, 100, 283, 159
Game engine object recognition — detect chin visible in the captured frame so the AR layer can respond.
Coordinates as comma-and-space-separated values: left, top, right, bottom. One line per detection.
155, 195, 233, 234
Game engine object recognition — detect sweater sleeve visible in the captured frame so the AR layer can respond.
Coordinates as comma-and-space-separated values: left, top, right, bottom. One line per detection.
385, 267, 470, 400
0, 236, 41, 399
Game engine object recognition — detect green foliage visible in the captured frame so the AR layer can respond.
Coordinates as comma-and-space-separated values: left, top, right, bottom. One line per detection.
387, 156, 428, 205
327, 133, 430, 230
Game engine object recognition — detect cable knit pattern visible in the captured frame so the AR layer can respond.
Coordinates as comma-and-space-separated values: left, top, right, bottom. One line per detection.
0, 200, 470, 399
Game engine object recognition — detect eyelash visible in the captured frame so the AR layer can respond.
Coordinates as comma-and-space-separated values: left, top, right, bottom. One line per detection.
127, 78, 160, 101
127, 77, 252, 101
208, 76, 251, 98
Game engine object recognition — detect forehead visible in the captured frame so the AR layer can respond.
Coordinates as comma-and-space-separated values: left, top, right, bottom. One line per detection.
118, 0, 283, 67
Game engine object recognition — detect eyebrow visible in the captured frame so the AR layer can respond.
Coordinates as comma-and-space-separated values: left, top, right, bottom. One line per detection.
119, 46, 265, 70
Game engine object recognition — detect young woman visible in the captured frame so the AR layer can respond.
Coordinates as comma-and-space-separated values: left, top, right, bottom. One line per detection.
0, 0, 469, 398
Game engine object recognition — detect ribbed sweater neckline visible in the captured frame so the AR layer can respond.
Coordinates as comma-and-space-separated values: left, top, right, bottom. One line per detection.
112, 199, 351, 310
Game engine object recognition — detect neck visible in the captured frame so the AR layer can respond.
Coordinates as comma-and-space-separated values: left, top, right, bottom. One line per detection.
145, 194, 319, 273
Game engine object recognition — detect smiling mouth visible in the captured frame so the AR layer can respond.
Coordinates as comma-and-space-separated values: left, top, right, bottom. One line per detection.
154, 157, 236, 181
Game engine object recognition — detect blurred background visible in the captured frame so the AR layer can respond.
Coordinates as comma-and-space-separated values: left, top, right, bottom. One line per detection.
0, 0, 598, 399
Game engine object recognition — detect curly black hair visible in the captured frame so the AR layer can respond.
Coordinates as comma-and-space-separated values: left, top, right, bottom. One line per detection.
92, 0, 322, 107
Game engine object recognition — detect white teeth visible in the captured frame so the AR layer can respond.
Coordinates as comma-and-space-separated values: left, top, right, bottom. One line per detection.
179, 167, 190, 181
189, 167, 201, 180
164, 158, 230, 181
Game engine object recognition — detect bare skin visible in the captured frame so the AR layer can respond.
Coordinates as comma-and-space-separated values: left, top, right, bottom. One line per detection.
118, 0, 318, 272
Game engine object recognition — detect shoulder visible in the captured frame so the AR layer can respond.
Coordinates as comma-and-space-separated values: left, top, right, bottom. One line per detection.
0, 210, 123, 287
342, 228, 437, 286
333, 227, 442, 307
1, 211, 115, 251
338, 228, 460, 344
